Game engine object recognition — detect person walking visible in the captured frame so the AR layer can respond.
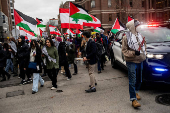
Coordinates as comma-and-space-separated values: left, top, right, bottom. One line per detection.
0, 44, 8, 82
122, 20, 146, 108
28, 40, 44, 94
3, 43, 12, 79
40, 38, 47, 77
8, 38, 18, 77
80, 31, 97, 93
58, 37, 72, 80
66, 39, 78, 75
42, 39, 59, 90
17, 36, 31, 85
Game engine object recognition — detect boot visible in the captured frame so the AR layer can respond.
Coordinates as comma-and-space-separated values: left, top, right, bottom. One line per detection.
136, 93, 141, 100
132, 100, 141, 108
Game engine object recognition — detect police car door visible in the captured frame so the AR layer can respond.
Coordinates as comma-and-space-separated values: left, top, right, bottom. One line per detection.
112, 32, 126, 66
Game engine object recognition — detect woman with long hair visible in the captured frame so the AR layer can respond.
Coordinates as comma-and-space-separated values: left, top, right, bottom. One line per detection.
42, 39, 59, 90
28, 40, 44, 94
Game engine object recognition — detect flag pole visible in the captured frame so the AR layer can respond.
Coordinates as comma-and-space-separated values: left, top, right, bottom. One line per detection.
69, 2, 70, 38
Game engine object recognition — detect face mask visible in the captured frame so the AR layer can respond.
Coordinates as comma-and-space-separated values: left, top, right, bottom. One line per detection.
67, 37, 69, 39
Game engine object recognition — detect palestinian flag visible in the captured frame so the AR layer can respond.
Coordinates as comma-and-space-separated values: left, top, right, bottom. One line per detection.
69, 2, 93, 22
83, 15, 101, 28
36, 18, 46, 28
60, 8, 83, 29
66, 29, 75, 37
128, 16, 134, 22
111, 18, 125, 34
94, 27, 105, 33
19, 27, 37, 40
76, 29, 82, 37
14, 9, 37, 37
39, 28, 43, 37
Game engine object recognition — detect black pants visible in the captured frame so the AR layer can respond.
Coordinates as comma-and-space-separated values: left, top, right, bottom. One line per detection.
73, 63, 78, 73
101, 54, 105, 69
19, 61, 30, 80
63, 62, 72, 79
0, 67, 6, 79
47, 68, 59, 88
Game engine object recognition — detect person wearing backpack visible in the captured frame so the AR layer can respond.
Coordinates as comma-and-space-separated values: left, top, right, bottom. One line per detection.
95, 33, 105, 71
79, 31, 97, 93
95, 33, 104, 73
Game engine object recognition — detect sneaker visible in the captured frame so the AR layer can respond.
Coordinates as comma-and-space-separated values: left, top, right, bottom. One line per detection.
32, 91, 37, 94
20, 80, 26, 85
85, 87, 96, 93
132, 100, 141, 108
26, 78, 32, 83
18, 76, 21, 79
61, 72, 63, 74
51, 87, 57, 90
67, 78, 71, 81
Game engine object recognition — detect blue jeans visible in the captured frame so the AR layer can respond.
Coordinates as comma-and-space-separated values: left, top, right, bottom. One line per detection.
32, 73, 44, 92
126, 62, 143, 101
97, 60, 101, 71
5, 59, 13, 72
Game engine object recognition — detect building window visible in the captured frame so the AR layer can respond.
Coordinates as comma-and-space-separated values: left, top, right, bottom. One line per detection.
165, 0, 167, 7
10, 3, 13, 7
142, 0, 145, 7
142, 14, 145, 21
91, 0, 95, 8
152, 0, 155, 9
12, 21, 15, 26
129, 0, 133, 7
156, 0, 163, 9
11, 9, 13, 13
2, 15, 5, 23
108, 0, 111, 7
11, 15, 14, 19
109, 14, 112, 21
148, 0, 150, 9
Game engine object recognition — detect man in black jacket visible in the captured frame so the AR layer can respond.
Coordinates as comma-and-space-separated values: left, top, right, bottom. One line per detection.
81, 31, 97, 93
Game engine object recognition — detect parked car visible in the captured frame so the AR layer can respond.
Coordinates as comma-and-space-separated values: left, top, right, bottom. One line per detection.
110, 26, 170, 84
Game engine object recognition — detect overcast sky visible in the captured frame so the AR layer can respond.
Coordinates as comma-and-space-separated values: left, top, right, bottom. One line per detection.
14, 0, 73, 23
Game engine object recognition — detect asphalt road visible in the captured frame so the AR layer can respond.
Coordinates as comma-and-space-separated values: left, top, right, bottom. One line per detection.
0, 61, 170, 113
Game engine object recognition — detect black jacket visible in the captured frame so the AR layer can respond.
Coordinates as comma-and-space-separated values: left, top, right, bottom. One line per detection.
28, 46, 42, 73
0, 44, 6, 67
86, 39, 97, 65
17, 36, 29, 68
58, 42, 68, 66
66, 43, 76, 64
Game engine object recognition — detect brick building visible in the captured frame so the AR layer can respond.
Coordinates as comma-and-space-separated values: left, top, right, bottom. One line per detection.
0, 0, 15, 40
63, 0, 170, 32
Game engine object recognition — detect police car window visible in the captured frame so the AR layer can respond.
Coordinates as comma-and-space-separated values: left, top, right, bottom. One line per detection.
139, 28, 170, 43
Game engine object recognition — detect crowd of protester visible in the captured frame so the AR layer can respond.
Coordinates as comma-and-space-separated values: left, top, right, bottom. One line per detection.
0, 31, 115, 94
